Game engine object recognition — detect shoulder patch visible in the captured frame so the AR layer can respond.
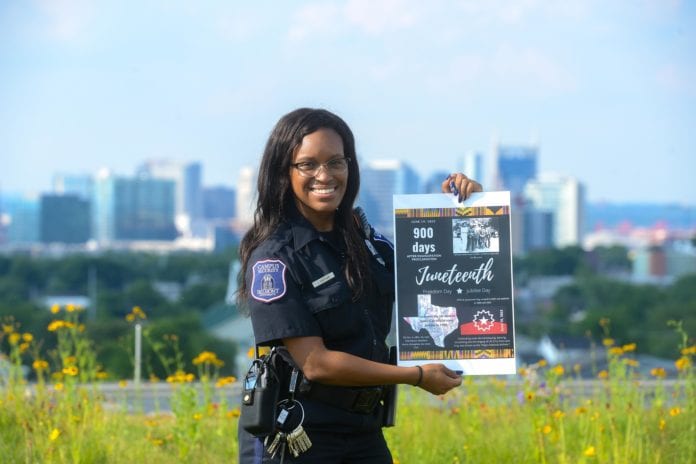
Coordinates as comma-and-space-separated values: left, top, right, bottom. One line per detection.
251, 259, 287, 303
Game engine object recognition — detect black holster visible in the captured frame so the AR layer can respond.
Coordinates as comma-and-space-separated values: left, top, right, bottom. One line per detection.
239, 348, 289, 437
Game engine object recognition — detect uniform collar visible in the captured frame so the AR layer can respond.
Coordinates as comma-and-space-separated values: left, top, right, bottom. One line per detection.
286, 206, 344, 252
286, 207, 323, 251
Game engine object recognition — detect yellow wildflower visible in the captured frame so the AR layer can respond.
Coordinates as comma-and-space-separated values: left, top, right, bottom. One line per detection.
33, 360, 49, 371
125, 313, 135, 322
19, 342, 30, 353
675, 357, 691, 371
8, 333, 20, 345
526, 392, 535, 401
623, 358, 639, 367
50, 304, 61, 314
518, 367, 528, 377
22, 333, 33, 343
553, 410, 565, 420
96, 372, 109, 380
681, 345, 696, 356
575, 406, 587, 415
584, 446, 596, 457
65, 356, 77, 365
537, 359, 547, 367
227, 408, 241, 418
49, 428, 61, 441
130, 306, 146, 319
193, 351, 221, 365
659, 418, 666, 431
597, 370, 608, 379
62, 366, 79, 376
602, 338, 614, 347
669, 407, 681, 417
54, 382, 64, 391
66, 304, 76, 313
47, 320, 66, 332
193, 413, 203, 421
650, 367, 667, 378
622, 343, 636, 352
551, 365, 564, 376
151, 438, 164, 446
609, 347, 624, 356
542, 424, 552, 434
599, 318, 610, 328
215, 376, 237, 388
118, 380, 128, 388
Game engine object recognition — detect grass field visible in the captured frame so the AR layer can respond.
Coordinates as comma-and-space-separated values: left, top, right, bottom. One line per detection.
1, 308, 694, 463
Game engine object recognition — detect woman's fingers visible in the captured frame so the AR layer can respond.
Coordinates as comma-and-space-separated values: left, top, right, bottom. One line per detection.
443, 173, 483, 202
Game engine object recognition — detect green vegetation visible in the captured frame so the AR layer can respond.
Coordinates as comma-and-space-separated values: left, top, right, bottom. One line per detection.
0, 251, 239, 379
1, 312, 694, 463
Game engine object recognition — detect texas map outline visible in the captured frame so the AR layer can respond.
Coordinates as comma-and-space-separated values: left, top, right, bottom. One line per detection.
403, 294, 459, 347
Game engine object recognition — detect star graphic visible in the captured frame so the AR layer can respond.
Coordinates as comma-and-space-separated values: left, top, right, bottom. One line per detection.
457, 288, 463, 294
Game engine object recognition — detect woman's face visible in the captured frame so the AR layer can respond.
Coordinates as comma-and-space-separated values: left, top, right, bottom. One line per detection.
290, 127, 348, 231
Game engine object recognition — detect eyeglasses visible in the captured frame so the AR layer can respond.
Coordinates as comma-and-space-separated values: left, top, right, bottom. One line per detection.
291, 157, 351, 177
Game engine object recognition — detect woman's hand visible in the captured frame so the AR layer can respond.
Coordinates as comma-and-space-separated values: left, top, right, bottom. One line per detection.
417, 363, 462, 395
441, 173, 483, 202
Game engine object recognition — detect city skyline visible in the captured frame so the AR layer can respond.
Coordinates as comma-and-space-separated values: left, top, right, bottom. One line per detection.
1, 1, 695, 204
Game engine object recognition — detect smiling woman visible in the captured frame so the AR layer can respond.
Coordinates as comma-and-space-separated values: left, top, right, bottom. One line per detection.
289, 128, 349, 231
235, 107, 482, 463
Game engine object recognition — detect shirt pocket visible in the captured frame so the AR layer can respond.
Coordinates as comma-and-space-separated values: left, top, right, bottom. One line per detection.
303, 281, 358, 341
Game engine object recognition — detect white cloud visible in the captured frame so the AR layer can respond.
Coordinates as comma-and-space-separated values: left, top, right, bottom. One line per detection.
36, 0, 93, 41
287, 3, 342, 41
655, 64, 695, 95
426, 45, 576, 97
287, 0, 423, 41
343, 0, 421, 35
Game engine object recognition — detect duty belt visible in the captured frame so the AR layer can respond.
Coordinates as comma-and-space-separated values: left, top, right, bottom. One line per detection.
301, 383, 384, 414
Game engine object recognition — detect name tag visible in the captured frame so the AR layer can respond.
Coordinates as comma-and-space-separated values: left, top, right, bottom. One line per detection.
312, 272, 335, 288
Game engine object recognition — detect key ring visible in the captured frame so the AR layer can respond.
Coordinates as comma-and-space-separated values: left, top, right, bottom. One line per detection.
276, 398, 305, 424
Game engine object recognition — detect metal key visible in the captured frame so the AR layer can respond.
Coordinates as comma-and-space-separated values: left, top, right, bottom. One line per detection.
265, 431, 286, 458
286, 423, 312, 457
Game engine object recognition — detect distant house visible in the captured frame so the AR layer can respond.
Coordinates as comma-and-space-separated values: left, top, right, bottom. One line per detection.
538, 334, 593, 365
201, 302, 253, 376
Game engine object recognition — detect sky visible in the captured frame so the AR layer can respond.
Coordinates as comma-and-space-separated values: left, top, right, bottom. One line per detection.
1, 0, 695, 204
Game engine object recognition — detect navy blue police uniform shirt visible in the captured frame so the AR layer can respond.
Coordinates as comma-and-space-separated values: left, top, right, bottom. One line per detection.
245, 209, 395, 432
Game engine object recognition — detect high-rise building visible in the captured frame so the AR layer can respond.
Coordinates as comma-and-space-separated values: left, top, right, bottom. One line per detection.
524, 174, 585, 248
494, 145, 538, 199
236, 167, 256, 227
52, 173, 94, 200
93, 171, 177, 243
422, 171, 451, 193
2, 193, 39, 244
136, 160, 202, 234
359, 159, 419, 238
203, 186, 236, 221
40, 194, 90, 244
461, 150, 483, 185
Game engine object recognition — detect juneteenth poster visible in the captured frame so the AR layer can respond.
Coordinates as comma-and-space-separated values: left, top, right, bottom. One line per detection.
393, 191, 516, 375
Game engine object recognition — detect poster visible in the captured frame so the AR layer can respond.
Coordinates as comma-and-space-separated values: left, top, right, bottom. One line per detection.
393, 191, 516, 375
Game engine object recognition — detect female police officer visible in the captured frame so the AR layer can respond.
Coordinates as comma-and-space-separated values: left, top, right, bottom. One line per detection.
237, 108, 482, 463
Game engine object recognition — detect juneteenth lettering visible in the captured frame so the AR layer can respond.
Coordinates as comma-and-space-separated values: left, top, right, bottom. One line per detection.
414, 257, 495, 286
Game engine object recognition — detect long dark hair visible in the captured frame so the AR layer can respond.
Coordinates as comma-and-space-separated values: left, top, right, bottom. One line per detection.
237, 108, 371, 307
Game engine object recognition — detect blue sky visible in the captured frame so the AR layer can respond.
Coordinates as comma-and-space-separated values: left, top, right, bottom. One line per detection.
1, 0, 694, 203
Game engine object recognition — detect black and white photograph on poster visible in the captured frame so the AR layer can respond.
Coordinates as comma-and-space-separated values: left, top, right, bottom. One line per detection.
393, 191, 516, 376
452, 217, 500, 254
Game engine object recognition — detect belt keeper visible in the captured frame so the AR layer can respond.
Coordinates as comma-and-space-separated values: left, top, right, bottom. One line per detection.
414, 365, 423, 387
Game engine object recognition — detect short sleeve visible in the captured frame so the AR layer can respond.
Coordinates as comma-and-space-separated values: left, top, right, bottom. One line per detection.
245, 247, 321, 345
